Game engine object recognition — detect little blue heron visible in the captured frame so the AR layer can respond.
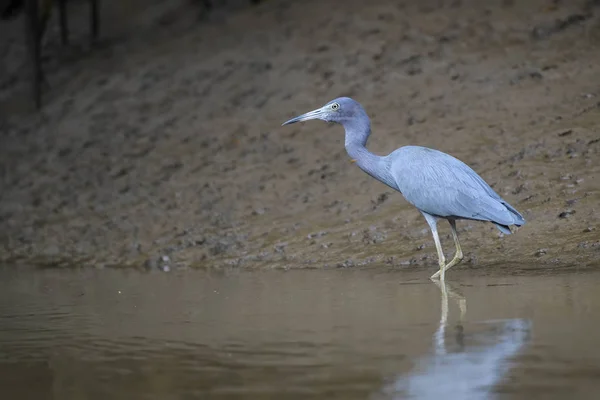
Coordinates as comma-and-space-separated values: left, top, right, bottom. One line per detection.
282, 97, 525, 281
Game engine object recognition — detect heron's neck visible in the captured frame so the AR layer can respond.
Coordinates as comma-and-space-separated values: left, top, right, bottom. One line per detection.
344, 123, 396, 190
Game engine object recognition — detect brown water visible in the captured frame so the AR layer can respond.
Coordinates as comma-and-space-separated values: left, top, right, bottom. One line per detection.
1, 266, 600, 399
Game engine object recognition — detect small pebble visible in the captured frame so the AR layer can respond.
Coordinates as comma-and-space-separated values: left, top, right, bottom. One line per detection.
307, 231, 328, 239
535, 249, 548, 257
274, 243, 287, 253
337, 259, 355, 268
558, 129, 573, 137
558, 210, 575, 218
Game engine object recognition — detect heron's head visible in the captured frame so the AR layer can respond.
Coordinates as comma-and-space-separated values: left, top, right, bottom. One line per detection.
282, 97, 368, 127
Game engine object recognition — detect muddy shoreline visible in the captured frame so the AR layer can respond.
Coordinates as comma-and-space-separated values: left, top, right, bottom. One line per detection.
1, 0, 599, 273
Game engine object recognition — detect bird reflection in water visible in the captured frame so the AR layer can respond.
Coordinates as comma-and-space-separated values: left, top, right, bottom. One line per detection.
380, 281, 531, 399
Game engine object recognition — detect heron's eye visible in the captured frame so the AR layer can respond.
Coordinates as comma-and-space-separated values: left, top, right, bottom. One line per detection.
331, 103, 340, 111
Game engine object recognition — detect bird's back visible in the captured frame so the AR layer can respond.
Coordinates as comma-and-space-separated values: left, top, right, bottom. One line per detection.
387, 146, 525, 230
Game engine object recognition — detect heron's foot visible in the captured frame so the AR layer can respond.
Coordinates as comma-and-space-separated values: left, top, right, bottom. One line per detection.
432, 259, 446, 281
430, 251, 464, 280
430, 269, 444, 281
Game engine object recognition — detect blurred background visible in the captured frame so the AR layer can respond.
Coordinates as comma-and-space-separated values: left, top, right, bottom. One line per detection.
1, 0, 599, 271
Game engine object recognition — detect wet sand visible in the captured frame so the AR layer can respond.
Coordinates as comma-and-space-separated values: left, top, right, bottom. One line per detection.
2, 266, 600, 399
0, 0, 599, 273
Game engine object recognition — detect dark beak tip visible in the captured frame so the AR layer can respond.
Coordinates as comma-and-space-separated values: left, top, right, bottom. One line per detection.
282, 108, 321, 127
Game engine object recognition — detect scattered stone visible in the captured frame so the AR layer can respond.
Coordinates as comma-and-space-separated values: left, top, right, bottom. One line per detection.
532, 14, 591, 40
307, 231, 328, 239
337, 259, 355, 268
558, 129, 573, 137
400, 54, 422, 76
512, 184, 526, 195
529, 71, 543, 80
534, 249, 548, 257
583, 227, 595, 233
510, 69, 543, 85
577, 241, 600, 249
407, 114, 426, 126
362, 227, 387, 244
558, 210, 576, 218
274, 242, 287, 253
371, 192, 390, 209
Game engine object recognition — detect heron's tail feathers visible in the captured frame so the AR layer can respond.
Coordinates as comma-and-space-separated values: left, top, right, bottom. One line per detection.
494, 201, 525, 234
502, 201, 526, 226
494, 223, 513, 235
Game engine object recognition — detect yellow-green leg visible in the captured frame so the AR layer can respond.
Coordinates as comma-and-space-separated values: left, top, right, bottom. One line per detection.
431, 219, 464, 280
422, 212, 447, 281
431, 227, 447, 281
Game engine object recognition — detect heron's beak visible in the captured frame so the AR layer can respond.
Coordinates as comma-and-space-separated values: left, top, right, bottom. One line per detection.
281, 107, 325, 126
